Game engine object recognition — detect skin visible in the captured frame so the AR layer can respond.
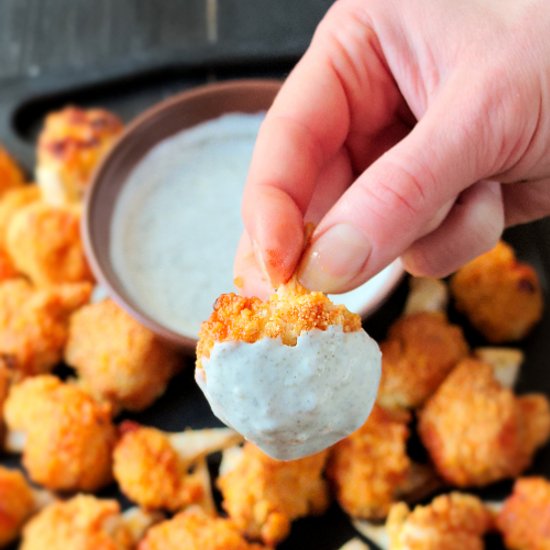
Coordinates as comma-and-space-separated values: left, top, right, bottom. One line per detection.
235, 0, 550, 296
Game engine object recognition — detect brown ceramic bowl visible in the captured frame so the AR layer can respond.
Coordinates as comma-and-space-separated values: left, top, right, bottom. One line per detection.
83, 78, 404, 353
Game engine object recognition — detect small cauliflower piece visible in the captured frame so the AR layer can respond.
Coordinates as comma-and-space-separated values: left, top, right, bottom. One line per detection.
197, 284, 381, 460
386, 493, 494, 550
138, 507, 267, 550
36, 106, 123, 204
497, 477, 550, 550
0, 186, 41, 248
4, 375, 116, 491
6, 201, 93, 286
327, 405, 412, 519
217, 442, 329, 546
418, 358, 550, 486
450, 241, 543, 342
65, 299, 181, 411
20, 495, 149, 550
0, 279, 91, 377
377, 312, 469, 409
0, 146, 24, 195
0, 466, 35, 547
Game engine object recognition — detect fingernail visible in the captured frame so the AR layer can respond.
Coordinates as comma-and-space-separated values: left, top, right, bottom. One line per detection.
298, 224, 371, 293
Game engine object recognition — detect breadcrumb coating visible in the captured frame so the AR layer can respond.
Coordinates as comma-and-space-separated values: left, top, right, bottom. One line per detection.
0, 248, 19, 282
65, 299, 181, 411
37, 106, 123, 204
418, 359, 550, 486
197, 283, 361, 369
0, 466, 35, 547
377, 312, 469, 409
0, 279, 91, 377
20, 495, 134, 550
113, 422, 205, 512
0, 186, 41, 248
450, 241, 543, 343
138, 508, 267, 550
7, 201, 94, 286
386, 493, 494, 550
497, 477, 550, 550
217, 442, 329, 546
0, 147, 24, 196
327, 405, 412, 519
4, 375, 116, 491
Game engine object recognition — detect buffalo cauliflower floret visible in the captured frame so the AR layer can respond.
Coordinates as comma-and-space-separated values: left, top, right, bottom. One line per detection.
377, 312, 469, 409
497, 477, 550, 550
0, 186, 41, 248
0, 147, 24, 195
64, 299, 181, 411
196, 283, 361, 370
0, 466, 35, 547
217, 442, 329, 546
36, 106, 123, 204
113, 423, 207, 512
327, 405, 412, 519
138, 507, 267, 550
386, 493, 494, 550
450, 241, 543, 343
418, 359, 550, 486
20, 495, 135, 550
4, 375, 116, 491
6, 201, 93, 286
0, 279, 91, 377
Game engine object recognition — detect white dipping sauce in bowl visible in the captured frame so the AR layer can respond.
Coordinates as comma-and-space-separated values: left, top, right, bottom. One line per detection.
110, 112, 402, 341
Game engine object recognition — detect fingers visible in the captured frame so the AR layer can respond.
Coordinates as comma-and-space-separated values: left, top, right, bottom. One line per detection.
502, 177, 550, 226
298, 79, 489, 293
402, 180, 504, 277
233, 233, 272, 299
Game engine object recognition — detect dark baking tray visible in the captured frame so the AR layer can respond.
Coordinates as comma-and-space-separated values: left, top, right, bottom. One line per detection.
1, 62, 550, 550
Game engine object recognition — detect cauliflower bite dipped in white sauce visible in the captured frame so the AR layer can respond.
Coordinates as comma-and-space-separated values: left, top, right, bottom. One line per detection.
196, 282, 381, 460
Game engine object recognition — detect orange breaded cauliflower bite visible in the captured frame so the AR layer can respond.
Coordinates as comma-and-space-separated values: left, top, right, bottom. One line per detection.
0, 466, 35, 547
0, 146, 24, 194
36, 106, 123, 204
0, 279, 91, 378
497, 477, 550, 550
418, 358, 550, 487
65, 299, 181, 411
386, 493, 494, 550
6, 201, 94, 286
4, 375, 116, 491
0, 186, 41, 248
327, 405, 411, 519
217, 442, 330, 546
113, 423, 204, 512
450, 241, 543, 343
138, 508, 268, 550
20, 495, 134, 550
196, 284, 361, 369
377, 312, 468, 409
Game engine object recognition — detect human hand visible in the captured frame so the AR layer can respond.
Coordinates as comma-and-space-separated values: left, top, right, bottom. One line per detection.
235, 0, 550, 297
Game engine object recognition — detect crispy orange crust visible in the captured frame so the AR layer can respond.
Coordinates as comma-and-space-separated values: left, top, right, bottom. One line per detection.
418, 359, 550, 487
0, 466, 35, 547
37, 107, 123, 203
113, 422, 205, 512
0, 147, 24, 196
0, 186, 41, 248
20, 495, 134, 550
450, 241, 543, 343
4, 375, 116, 491
65, 299, 181, 411
138, 508, 268, 550
7, 202, 94, 286
196, 284, 361, 369
217, 443, 329, 546
377, 312, 469, 409
497, 477, 550, 549
387, 493, 494, 550
327, 405, 411, 519
0, 279, 91, 377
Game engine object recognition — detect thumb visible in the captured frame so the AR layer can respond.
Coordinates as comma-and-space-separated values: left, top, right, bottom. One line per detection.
298, 84, 492, 293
